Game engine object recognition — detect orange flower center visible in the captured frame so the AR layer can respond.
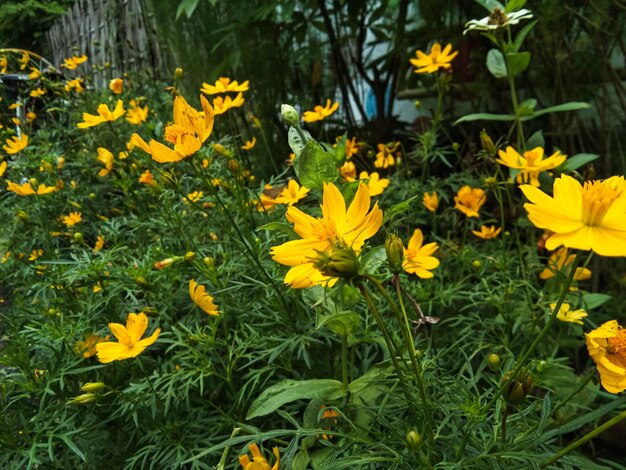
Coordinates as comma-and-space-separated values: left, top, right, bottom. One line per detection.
313, 218, 338, 242
607, 328, 626, 357
581, 179, 623, 226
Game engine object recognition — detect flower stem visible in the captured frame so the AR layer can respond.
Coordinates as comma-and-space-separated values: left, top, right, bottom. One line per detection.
341, 333, 349, 389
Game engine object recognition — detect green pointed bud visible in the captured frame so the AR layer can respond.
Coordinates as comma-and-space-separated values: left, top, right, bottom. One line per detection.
480, 130, 497, 158
212, 143, 233, 158
281, 104, 300, 127
487, 353, 501, 371
174, 67, 184, 79
501, 368, 533, 406
184, 251, 196, 261
405, 430, 422, 452
68, 393, 96, 405
80, 382, 106, 392
385, 233, 405, 274
314, 247, 361, 280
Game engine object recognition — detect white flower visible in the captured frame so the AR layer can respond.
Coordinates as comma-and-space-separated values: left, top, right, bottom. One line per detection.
464, 8, 533, 35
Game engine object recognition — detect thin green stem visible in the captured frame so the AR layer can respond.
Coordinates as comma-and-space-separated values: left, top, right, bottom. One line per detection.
341, 334, 349, 389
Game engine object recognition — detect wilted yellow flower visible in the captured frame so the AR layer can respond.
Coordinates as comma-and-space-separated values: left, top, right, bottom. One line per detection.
28, 67, 42, 79
74, 333, 110, 358
132, 94, 214, 163
201, 77, 249, 95
94, 235, 105, 251
402, 228, 440, 278
586, 320, 626, 393
348, 171, 389, 196
30, 87, 46, 98
7, 180, 57, 196
3, 134, 28, 154
62, 212, 82, 226
410, 42, 458, 74
302, 99, 339, 123
64, 78, 85, 93
472, 225, 501, 239
241, 137, 256, 150
275, 179, 309, 205
77, 100, 125, 128
28, 249, 43, 261
423, 192, 439, 212
540, 247, 591, 281
239, 443, 280, 470
126, 99, 149, 125
96, 148, 114, 177
61, 54, 87, 70
550, 302, 587, 325
109, 78, 123, 94
189, 279, 219, 316
521, 175, 626, 256
271, 182, 382, 288
497, 146, 566, 187
95, 312, 160, 363
212, 93, 245, 114
454, 186, 485, 218
374, 142, 399, 169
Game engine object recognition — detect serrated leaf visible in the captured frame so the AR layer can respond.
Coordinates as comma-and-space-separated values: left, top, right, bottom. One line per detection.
295, 140, 338, 190
560, 153, 599, 172
486, 49, 507, 79
246, 379, 346, 419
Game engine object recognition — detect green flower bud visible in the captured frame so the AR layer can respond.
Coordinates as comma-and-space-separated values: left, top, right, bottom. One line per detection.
480, 130, 497, 157
184, 251, 196, 261
487, 353, 501, 371
68, 393, 96, 405
472, 260, 482, 269
80, 382, 106, 392
281, 104, 300, 127
174, 67, 184, 79
501, 368, 533, 406
405, 430, 422, 452
385, 233, 405, 274
73, 232, 84, 243
212, 143, 233, 158
16, 210, 29, 222
314, 247, 361, 280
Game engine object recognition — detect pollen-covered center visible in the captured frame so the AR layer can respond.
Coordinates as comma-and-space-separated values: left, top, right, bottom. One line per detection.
581, 179, 623, 226
313, 218, 339, 243
523, 149, 543, 169
607, 328, 626, 357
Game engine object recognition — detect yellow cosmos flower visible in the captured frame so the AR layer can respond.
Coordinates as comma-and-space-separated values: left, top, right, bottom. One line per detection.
189, 280, 219, 316
139, 169, 155, 186
302, 99, 339, 123
28, 67, 42, 79
497, 146, 566, 187
61, 54, 88, 70
256, 184, 282, 212
65, 78, 85, 93
0, 55, 6, 73
539, 247, 591, 281
472, 225, 502, 239
241, 137, 256, 150
62, 212, 82, 226
26, 112, 36, 124
550, 302, 587, 325
340, 161, 357, 181
30, 87, 46, 98
410, 42, 458, 74
345, 137, 360, 158
402, 228, 440, 278
275, 179, 310, 205
132, 94, 214, 163
126, 99, 149, 124
348, 171, 389, 196
28, 249, 43, 261
6, 180, 57, 196
239, 443, 280, 470
75, 333, 110, 358
585, 320, 626, 393
77, 100, 125, 128
423, 192, 439, 212
271, 182, 382, 288
95, 312, 160, 363
454, 186, 485, 218
374, 142, 399, 169
0, 160, 6, 177
109, 78, 123, 94
18, 51, 30, 70
521, 174, 626, 256
94, 235, 105, 251
185, 191, 204, 203
96, 147, 114, 177
201, 77, 249, 95
4, 134, 28, 154
212, 92, 245, 115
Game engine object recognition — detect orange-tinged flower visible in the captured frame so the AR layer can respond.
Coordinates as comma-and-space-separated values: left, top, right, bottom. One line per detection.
6, 180, 57, 195
126, 99, 149, 124
95, 312, 160, 363
212, 93, 245, 115
62, 212, 82, 226
256, 184, 282, 212
275, 179, 309, 205
77, 100, 125, 128
139, 169, 155, 185
94, 235, 105, 251
241, 137, 256, 150
201, 77, 249, 95
551, 302, 587, 325
302, 99, 339, 123
239, 443, 280, 470
75, 333, 110, 358
472, 225, 501, 239
454, 186, 485, 218
539, 247, 591, 281
402, 229, 440, 278
423, 192, 439, 212
344, 137, 359, 158
410, 42, 458, 74
109, 78, 123, 94
61, 54, 87, 70
586, 320, 626, 393
521, 175, 626, 256
4, 134, 28, 154
271, 182, 382, 288
497, 146, 567, 187
30, 87, 46, 98
189, 279, 219, 316
375, 142, 399, 169
96, 147, 114, 177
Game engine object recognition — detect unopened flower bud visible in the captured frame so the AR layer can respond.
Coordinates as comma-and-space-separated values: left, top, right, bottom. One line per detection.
16, 210, 29, 222
73, 232, 84, 243
228, 159, 240, 174
480, 130, 497, 158
212, 143, 233, 158
314, 247, 361, 280
487, 353, 501, 371
133, 275, 150, 287
68, 393, 96, 405
452, 142, 460, 151
203, 257, 214, 268
80, 382, 105, 392
153, 257, 177, 270
472, 260, 482, 269
184, 251, 196, 261
385, 233, 405, 274
501, 368, 533, 406
281, 104, 300, 127
406, 430, 422, 452
174, 67, 183, 79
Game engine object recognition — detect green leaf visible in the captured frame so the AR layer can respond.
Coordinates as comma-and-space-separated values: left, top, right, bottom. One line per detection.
504, 0, 526, 13
474, 0, 504, 12
454, 112, 516, 124
317, 310, 360, 336
175, 0, 200, 19
486, 49, 507, 79
512, 20, 538, 52
288, 126, 313, 157
246, 379, 346, 419
505, 51, 531, 77
517, 98, 537, 116
256, 222, 298, 238
526, 130, 544, 149
560, 153, 599, 172
582, 293, 612, 310
295, 140, 338, 190
382, 195, 418, 224
523, 101, 591, 120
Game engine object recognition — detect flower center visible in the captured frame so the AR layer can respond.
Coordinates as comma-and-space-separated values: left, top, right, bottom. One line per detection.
607, 328, 626, 359
580, 179, 623, 226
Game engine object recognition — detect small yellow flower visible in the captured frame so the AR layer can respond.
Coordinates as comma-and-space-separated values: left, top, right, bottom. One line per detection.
256, 184, 282, 212
586, 320, 626, 393
185, 191, 204, 203
340, 161, 357, 181
109, 78, 123, 94
28, 249, 43, 261
0, 55, 7, 73
62, 212, 82, 226
77, 100, 125, 128
96, 148, 114, 177
239, 443, 280, 470
423, 192, 439, 212
126, 99, 149, 125
497, 146, 566, 187
374, 142, 399, 169
349, 171, 389, 196
3, 134, 28, 154
302, 99, 339, 123
275, 180, 309, 205
28, 67, 42, 79
189, 280, 219, 316
1, 251, 11, 263
74, 333, 110, 358
402, 229, 440, 278
241, 137, 256, 150
0, 161, 6, 177
29, 87, 46, 98
64, 78, 85, 93
471, 225, 502, 240
26, 112, 36, 124
550, 302, 587, 325
410, 42, 458, 74
61, 54, 88, 70
201, 77, 249, 95
454, 186, 485, 218
139, 169, 155, 185
18, 51, 30, 70
539, 247, 591, 281
344, 137, 360, 158
95, 312, 161, 363
212, 93, 245, 114
94, 235, 105, 251
6, 180, 57, 196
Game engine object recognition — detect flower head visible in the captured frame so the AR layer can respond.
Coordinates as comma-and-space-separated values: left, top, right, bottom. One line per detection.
62, 212, 82, 226
410, 43, 458, 74
95, 312, 160, 363
94, 235, 105, 251
61, 54, 87, 70
271, 182, 383, 288
302, 99, 339, 123
497, 146, 566, 187
126, 99, 149, 124
454, 186, 485, 217
402, 229, 440, 278
65, 78, 85, 93
551, 303, 587, 325
77, 100, 125, 128
349, 171, 389, 196
275, 179, 309, 205
7, 180, 57, 196
109, 78, 123, 94
586, 320, 626, 393
96, 148, 114, 177
201, 77, 249, 95
139, 169, 155, 186
423, 192, 439, 212
521, 175, 626, 256
3, 134, 28, 155
30, 87, 46, 98
0, 161, 6, 177
464, 8, 533, 35
375, 142, 399, 169
241, 137, 256, 151
340, 161, 357, 181
28, 67, 42, 79
189, 280, 219, 316
74, 334, 110, 358
472, 225, 501, 240
212, 93, 245, 115
239, 443, 280, 470
539, 247, 591, 281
